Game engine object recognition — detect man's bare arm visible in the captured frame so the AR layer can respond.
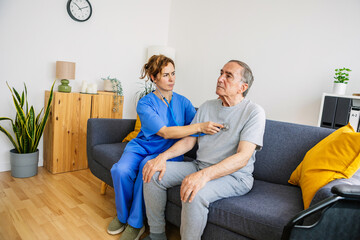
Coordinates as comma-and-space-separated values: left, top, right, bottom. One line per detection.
143, 136, 197, 183
157, 122, 223, 139
161, 136, 197, 160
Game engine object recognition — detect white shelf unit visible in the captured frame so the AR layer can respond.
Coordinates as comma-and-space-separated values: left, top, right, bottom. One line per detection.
318, 93, 360, 127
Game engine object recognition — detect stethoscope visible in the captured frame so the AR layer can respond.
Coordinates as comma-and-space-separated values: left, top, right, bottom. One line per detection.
155, 87, 229, 137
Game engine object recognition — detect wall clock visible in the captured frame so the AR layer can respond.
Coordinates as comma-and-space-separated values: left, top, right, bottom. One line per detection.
67, 0, 92, 22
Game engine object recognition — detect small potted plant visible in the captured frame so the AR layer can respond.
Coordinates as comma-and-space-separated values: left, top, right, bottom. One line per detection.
0, 82, 55, 178
333, 68, 351, 95
101, 76, 123, 112
135, 80, 155, 103
122, 80, 155, 142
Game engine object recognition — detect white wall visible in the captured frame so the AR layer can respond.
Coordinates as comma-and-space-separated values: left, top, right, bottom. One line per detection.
168, 0, 360, 125
1, 0, 360, 172
0, 0, 172, 172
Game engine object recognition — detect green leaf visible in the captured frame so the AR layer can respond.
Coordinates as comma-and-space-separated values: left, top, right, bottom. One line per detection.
24, 82, 27, 96
32, 81, 55, 152
36, 108, 44, 126
0, 125, 20, 152
9, 89, 23, 116
13, 88, 22, 105
13, 123, 22, 152
11, 94, 26, 125
28, 106, 35, 141
24, 117, 34, 152
21, 91, 25, 109
0, 117, 13, 122
22, 125, 29, 153
25, 83, 29, 116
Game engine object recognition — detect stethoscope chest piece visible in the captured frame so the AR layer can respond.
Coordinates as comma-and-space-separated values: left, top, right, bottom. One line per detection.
222, 123, 230, 132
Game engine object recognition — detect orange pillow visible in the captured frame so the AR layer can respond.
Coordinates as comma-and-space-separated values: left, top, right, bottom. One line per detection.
122, 115, 141, 142
289, 123, 360, 209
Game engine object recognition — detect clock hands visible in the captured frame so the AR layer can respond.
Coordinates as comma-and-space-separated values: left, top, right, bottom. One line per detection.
73, 2, 82, 10
73, 2, 89, 11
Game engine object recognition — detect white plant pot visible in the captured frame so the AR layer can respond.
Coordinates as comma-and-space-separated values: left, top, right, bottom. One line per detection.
333, 83, 347, 95
103, 80, 114, 92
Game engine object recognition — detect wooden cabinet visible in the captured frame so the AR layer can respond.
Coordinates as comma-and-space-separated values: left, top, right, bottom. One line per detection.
43, 91, 123, 174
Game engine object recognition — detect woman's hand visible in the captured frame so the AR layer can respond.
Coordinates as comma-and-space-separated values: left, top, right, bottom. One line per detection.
142, 154, 167, 183
199, 122, 224, 135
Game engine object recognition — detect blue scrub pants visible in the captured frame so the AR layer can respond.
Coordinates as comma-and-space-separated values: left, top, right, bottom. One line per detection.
111, 151, 159, 228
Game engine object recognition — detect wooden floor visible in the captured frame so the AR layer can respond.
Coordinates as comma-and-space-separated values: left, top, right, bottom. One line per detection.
0, 167, 180, 240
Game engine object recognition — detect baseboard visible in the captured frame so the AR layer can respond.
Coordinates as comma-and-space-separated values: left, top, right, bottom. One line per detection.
0, 161, 11, 172
0, 156, 44, 173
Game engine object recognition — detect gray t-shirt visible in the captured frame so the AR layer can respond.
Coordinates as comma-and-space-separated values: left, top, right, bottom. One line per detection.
191, 98, 266, 188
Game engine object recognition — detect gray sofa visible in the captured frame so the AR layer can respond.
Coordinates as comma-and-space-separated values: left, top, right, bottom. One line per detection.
87, 118, 360, 240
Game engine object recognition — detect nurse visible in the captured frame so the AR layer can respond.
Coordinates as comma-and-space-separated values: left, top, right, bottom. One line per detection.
108, 55, 223, 240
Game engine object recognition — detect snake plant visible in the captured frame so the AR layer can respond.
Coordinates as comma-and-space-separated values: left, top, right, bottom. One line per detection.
0, 81, 55, 153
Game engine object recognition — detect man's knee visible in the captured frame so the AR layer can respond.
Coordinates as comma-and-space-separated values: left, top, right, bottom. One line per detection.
152, 171, 161, 182
143, 172, 169, 191
151, 172, 167, 188
183, 189, 210, 209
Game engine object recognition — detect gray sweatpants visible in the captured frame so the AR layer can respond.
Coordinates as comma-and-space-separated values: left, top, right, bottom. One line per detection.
143, 160, 251, 240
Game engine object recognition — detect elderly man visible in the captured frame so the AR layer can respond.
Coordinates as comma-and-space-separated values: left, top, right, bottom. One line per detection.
142, 60, 266, 240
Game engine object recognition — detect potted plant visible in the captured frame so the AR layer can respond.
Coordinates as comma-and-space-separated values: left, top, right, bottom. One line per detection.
101, 76, 123, 112
135, 79, 155, 103
122, 80, 155, 142
0, 82, 55, 178
333, 67, 351, 95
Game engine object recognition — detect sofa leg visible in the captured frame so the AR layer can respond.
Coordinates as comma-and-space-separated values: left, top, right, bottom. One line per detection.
100, 181, 108, 195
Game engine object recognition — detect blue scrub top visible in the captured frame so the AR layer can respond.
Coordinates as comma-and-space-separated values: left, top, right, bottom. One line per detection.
125, 92, 196, 159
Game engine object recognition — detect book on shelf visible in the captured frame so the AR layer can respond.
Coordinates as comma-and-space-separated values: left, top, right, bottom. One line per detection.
349, 107, 360, 132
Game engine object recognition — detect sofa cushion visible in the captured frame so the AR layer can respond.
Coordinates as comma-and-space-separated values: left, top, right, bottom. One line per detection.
167, 180, 303, 240
289, 124, 360, 209
122, 115, 141, 142
311, 168, 360, 206
254, 120, 334, 185
92, 142, 128, 170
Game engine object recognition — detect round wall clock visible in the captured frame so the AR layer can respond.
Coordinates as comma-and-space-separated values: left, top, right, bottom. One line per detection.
67, 0, 92, 22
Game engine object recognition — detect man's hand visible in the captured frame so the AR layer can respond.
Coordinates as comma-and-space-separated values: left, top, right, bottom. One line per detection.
180, 171, 210, 203
142, 154, 167, 183
199, 122, 224, 135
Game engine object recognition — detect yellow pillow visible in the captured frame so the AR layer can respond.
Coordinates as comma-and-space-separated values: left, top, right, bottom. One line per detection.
288, 123, 360, 209
122, 115, 141, 142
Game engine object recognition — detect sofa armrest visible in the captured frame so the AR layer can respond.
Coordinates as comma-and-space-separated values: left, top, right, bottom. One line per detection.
282, 184, 360, 240
332, 184, 360, 199
87, 118, 136, 148
310, 168, 360, 207
87, 118, 135, 187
